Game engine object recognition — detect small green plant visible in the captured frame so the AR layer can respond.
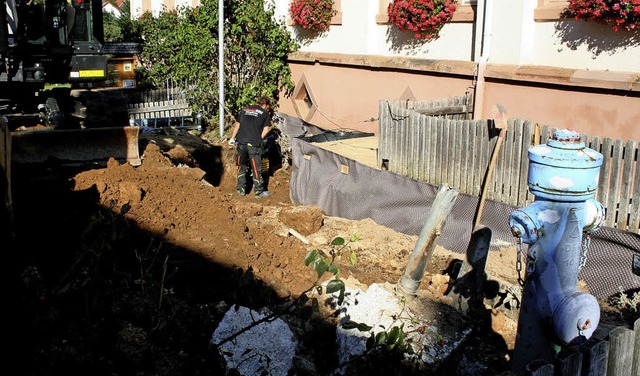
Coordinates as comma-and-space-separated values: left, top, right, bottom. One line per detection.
303, 234, 416, 366
348, 295, 417, 356
302, 234, 359, 305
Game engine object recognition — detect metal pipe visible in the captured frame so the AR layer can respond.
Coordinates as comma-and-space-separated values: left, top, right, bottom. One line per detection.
218, 0, 224, 138
397, 184, 459, 296
472, 0, 494, 120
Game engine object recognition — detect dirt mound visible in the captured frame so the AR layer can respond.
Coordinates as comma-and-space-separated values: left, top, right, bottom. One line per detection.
6, 130, 633, 375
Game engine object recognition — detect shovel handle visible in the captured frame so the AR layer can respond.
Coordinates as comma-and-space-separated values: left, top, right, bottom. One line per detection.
473, 106, 508, 230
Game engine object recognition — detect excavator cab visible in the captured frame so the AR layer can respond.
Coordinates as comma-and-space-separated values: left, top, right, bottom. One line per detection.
0, 0, 107, 86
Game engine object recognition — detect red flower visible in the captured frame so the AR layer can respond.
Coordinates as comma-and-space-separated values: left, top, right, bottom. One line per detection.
565, 0, 640, 31
289, 0, 337, 33
387, 0, 457, 40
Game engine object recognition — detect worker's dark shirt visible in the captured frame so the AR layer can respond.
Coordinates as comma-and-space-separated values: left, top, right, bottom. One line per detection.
235, 105, 270, 146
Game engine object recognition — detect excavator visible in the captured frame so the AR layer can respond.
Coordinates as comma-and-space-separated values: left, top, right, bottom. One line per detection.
0, 0, 142, 233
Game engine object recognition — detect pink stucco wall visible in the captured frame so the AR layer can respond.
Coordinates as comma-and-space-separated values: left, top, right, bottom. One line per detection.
278, 62, 473, 136
278, 60, 640, 142
481, 82, 639, 141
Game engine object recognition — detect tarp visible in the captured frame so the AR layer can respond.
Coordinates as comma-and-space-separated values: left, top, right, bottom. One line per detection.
289, 138, 640, 300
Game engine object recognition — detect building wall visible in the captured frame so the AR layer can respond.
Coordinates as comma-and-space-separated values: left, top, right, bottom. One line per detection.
130, 0, 200, 18
274, 0, 640, 140
129, 0, 640, 140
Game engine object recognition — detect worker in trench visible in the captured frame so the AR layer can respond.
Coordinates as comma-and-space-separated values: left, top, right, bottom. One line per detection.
229, 96, 273, 198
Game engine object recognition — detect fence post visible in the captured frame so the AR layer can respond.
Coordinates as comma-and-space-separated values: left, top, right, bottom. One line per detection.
607, 326, 635, 376
633, 319, 640, 376
525, 359, 554, 376
581, 338, 609, 376
555, 348, 583, 375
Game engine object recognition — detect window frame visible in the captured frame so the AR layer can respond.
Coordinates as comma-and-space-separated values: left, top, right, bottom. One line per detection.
534, 0, 569, 21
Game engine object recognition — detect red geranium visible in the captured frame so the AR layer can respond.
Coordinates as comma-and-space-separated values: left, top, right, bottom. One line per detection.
564, 0, 640, 31
289, 0, 337, 33
387, 0, 458, 40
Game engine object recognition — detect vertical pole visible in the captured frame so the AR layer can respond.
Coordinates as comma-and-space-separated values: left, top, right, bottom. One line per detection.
218, 0, 225, 138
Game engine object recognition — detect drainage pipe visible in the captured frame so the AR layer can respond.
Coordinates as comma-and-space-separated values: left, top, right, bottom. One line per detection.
218, 0, 225, 138
472, 0, 494, 120
397, 184, 459, 296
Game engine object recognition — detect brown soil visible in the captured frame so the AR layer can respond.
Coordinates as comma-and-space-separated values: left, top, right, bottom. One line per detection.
6, 130, 633, 376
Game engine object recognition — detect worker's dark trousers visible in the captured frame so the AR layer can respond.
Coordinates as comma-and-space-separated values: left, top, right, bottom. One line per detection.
235, 143, 265, 194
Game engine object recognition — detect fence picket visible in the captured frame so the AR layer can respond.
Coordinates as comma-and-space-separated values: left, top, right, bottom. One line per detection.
606, 139, 624, 228
631, 158, 640, 234
518, 121, 532, 207
412, 112, 420, 180
464, 121, 475, 194
554, 349, 583, 376
446, 119, 455, 188
581, 338, 609, 376
617, 140, 637, 231
633, 319, 640, 376
525, 359, 554, 375
428, 117, 435, 181
599, 138, 613, 220
460, 120, 470, 193
607, 326, 635, 376
501, 119, 514, 204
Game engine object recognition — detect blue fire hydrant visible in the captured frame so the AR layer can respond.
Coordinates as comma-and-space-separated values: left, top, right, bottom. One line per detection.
509, 129, 605, 373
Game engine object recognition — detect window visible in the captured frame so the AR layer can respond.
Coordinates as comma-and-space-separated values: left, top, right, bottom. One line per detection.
291, 75, 318, 121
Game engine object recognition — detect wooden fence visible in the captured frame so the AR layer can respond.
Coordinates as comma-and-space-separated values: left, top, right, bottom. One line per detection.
524, 319, 640, 376
378, 99, 639, 234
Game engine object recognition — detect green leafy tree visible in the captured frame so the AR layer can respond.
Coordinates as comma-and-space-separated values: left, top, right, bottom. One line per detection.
135, 0, 299, 133
103, 11, 123, 41
103, 0, 143, 43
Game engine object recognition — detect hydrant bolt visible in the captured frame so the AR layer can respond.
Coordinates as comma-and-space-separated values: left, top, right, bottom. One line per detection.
578, 318, 591, 331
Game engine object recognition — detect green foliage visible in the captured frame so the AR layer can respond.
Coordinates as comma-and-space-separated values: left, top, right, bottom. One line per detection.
303, 234, 359, 306
103, 1, 143, 43
301, 234, 415, 364
103, 11, 123, 41
133, 0, 299, 131
366, 324, 414, 355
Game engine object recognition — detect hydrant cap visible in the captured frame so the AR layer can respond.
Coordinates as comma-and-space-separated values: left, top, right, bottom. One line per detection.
552, 129, 581, 143
529, 129, 603, 169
